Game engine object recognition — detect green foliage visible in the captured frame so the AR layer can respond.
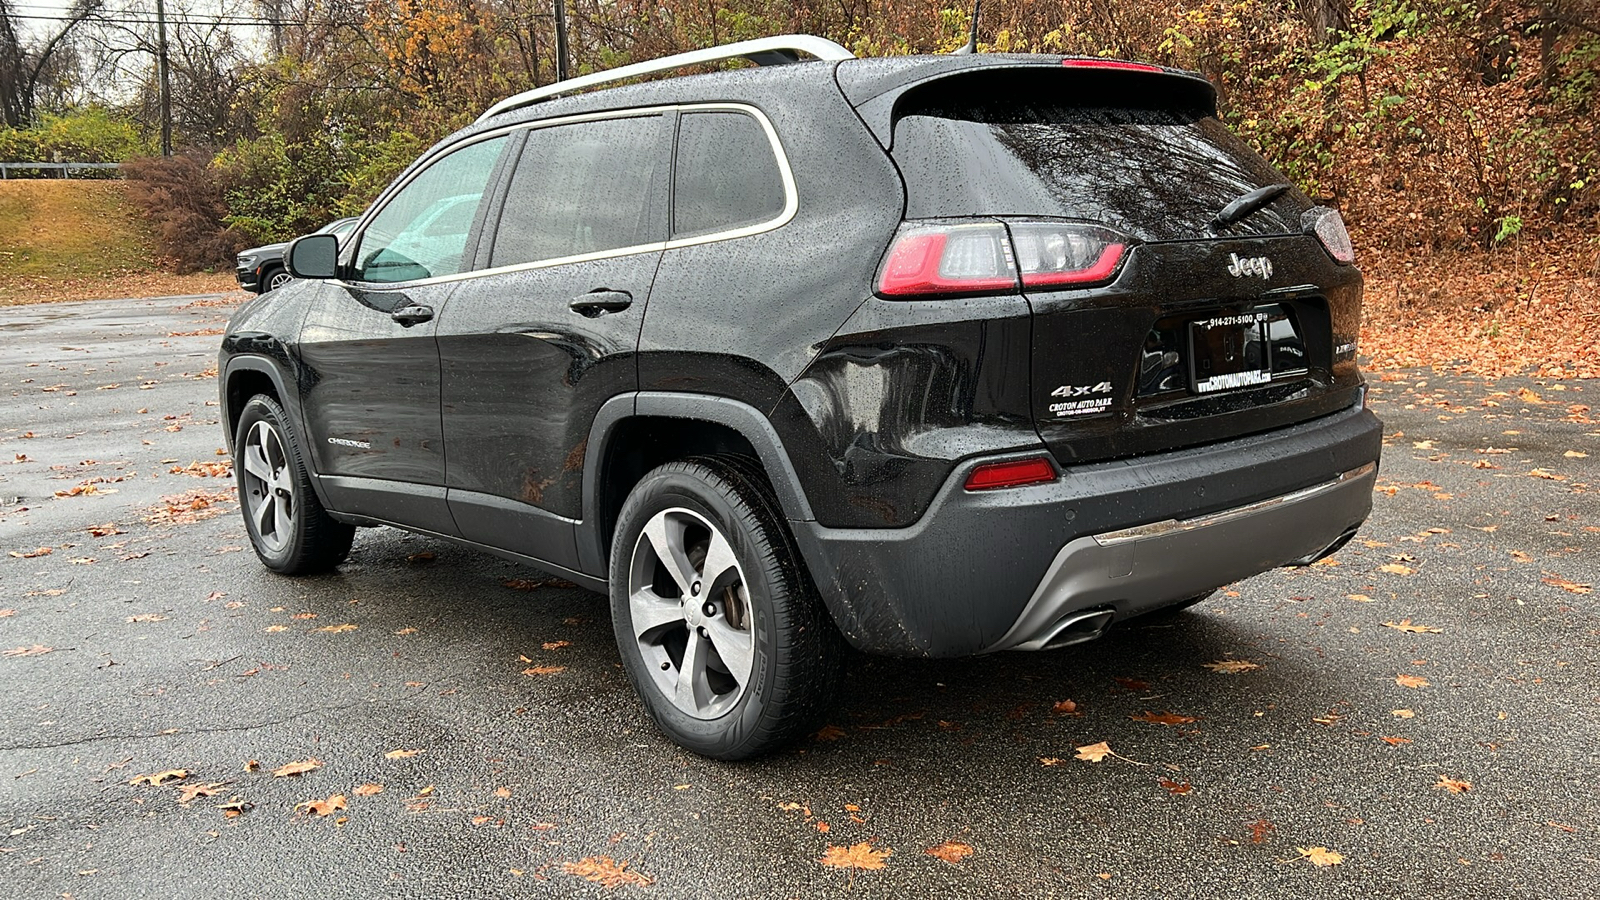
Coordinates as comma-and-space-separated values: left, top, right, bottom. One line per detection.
0, 108, 149, 167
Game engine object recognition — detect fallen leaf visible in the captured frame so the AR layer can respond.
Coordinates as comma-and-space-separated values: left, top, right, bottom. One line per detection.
177, 782, 227, 803
814, 724, 846, 741
1247, 819, 1275, 843
562, 856, 654, 888
354, 783, 384, 796
126, 614, 167, 623
1295, 846, 1344, 867
1379, 563, 1415, 575
1050, 699, 1080, 715
406, 551, 436, 563
541, 640, 571, 650
924, 841, 973, 864
521, 665, 565, 676
1204, 659, 1261, 674
1392, 709, 1415, 718
394, 627, 418, 635
271, 758, 322, 778
8, 547, 52, 559
1541, 576, 1592, 595
385, 749, 421, 760
1395, 674, 1430, 689
820, 842, 891, 872
1130, 711, 1197, 726
1564, 450, 1588, 459
1112, 676, 1150, 691
1158, 778, 1193, 795
129, 769, 189, 786
3, 644, 54, 658
1380, 736, 1413, 746
315, 623, 357, 633
0, 609, 13, 618
1074, 741, 1115, 763
1434, 776, 1472, 794
87, 523, 124, 537
494, 786, 511, 798
217, 798, 252, 818
1527, 468, 1565, 481
1383, 619, 1442, 634
1039, 757, 1062, 766
294, 794, 348, 817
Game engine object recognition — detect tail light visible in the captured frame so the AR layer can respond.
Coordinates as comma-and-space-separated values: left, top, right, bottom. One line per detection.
1302, 207, 1355, 264
876, 221, 1131, 298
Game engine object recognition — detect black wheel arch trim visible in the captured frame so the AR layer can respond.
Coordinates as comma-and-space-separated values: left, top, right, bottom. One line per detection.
577, 392, 818, 576
222, 354, 335, 512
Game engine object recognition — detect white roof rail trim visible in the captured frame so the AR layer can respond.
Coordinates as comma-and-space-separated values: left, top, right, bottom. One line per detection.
477, 34, 855, 122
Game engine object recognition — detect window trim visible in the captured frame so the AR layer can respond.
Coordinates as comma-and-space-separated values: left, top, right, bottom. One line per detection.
337, 102, 798, 290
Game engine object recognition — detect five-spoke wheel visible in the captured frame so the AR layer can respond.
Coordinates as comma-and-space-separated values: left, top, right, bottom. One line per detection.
241, 419, 295, 554
233, 394, 354, 574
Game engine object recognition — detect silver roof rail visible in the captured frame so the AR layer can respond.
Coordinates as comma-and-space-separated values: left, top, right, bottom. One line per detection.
477, 34, 855, 123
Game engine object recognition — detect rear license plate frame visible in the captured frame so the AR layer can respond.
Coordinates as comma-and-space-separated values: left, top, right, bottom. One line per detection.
1188, 310, 1272, 395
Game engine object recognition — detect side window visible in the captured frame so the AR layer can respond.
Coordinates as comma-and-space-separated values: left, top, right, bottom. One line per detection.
353, 136, 507, 284
672, 111, 787, 239
490, 115, 669, 268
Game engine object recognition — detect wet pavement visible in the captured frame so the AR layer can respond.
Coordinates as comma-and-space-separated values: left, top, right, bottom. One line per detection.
1, 294, 1596, 898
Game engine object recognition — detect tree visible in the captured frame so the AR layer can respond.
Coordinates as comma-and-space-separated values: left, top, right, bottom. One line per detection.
0, 0, 102, 127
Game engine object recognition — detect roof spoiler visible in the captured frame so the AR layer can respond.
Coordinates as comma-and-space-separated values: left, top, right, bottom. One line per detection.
477, 34, 855, 122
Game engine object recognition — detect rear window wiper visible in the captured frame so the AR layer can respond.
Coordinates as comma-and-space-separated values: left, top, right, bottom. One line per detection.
1209, 183, 1290, 232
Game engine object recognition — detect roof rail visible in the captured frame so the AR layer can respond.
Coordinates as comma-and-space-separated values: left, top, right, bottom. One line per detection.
477, 34, 855, 122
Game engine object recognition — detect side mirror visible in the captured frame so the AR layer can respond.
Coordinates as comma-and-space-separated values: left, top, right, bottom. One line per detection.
286, 233, 339, 279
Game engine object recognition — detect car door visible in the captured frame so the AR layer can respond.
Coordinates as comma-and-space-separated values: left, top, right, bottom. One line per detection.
296, 134, 511, 532
435, 112, 671, 573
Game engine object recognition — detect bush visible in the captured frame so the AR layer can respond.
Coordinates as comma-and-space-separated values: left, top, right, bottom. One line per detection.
0, 108, 149, 172
122, 154, 253, 273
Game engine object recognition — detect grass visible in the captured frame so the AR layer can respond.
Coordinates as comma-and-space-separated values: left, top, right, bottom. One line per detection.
0, 179, 238, 305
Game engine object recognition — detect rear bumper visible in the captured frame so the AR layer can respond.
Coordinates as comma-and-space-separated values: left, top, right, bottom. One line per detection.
791, 402, 1382, 657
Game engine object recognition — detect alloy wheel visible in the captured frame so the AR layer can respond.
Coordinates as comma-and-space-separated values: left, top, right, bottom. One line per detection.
627, 507, 756, 720
241, 420, 295, 554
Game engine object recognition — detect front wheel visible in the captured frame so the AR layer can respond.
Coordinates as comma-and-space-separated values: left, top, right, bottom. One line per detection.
234, 394, 354, 575
263, 266, 293, 292
609, 457, 843, 760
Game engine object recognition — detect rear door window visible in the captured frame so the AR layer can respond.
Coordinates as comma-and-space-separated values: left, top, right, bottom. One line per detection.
891, 71, 1307, 242
490, 115, 670, 267
672, 110, 787, 239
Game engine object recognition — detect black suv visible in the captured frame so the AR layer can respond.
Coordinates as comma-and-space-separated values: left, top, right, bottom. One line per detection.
235, 217, 359, 294
220, 36, 1381, 759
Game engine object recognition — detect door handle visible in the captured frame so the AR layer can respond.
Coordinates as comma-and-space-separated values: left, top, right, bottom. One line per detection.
568, 290, 633, 317
391, 304, 434, 326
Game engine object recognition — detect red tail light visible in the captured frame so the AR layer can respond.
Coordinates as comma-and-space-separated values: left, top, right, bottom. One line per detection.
877, 221, 1132, 299
1061, 58, 1164, 73
1302, 206, 1355, 264
964, 456, 1058, 491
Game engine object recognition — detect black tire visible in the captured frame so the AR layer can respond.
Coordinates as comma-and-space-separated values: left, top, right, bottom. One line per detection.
233, 393, 354, 575
262, 265, 293, 293
608, 456, 844, 760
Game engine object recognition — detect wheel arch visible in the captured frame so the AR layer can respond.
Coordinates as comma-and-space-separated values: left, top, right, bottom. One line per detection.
578, 392, 816, 576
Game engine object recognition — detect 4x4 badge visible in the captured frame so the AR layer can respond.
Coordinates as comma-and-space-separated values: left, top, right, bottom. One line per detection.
1227, 253, 1273, 279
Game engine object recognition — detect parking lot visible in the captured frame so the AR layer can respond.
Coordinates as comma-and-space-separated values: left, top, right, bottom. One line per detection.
1, 295, 1595, 898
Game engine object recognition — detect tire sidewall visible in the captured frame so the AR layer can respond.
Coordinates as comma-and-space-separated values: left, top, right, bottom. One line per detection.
609, 465, 781, 758
234, 395, 311, 572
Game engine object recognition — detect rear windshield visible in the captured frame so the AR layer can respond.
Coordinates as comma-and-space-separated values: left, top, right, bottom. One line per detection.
892, 76, 1307, 242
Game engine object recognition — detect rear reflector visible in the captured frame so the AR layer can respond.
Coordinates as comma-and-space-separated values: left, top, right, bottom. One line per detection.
964, 456, 1058, 491
1060, 58, 1164, 73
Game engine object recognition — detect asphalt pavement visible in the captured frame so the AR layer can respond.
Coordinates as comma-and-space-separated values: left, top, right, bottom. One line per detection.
1, 294, 1596, 899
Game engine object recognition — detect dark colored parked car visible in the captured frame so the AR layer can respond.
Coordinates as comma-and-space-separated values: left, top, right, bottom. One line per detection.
235, 217, 359, 294
219, 36, 1381, 759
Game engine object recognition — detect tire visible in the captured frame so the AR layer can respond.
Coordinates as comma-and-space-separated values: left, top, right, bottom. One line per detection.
234, 393, 354, 575
263, 266, 293, 293
609, 456, 843, 760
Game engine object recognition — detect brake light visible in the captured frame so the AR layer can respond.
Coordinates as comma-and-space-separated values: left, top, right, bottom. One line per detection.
877, 223, 1018, 297
1302, 206, 1355, 264
965, 456, 1058, 491
877, 222, 1133, 298
1009, 223, 1129, 288
1061, 58, 1164, 73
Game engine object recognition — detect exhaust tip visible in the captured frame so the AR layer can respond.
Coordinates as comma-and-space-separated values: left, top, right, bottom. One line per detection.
1037, 607, 1116, 651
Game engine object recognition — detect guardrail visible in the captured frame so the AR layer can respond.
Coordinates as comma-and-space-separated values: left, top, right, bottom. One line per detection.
0, 162, 122, 179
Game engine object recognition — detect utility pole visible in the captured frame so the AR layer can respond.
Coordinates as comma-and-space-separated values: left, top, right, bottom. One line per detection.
553, 0, 569, 82
155, 0, 171, 155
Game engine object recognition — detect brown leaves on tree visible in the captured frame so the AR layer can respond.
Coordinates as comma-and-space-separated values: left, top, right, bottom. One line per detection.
562, 856, 654, 888
820, 842, 891, 872
294, 794, 348, 817
1204, 659, 1261, 674
271, 758, 322, 778
1434, 776, 1473, 794
1383, 619, 1442, 634
924, 841, 973, 864
129, 769, 189, 786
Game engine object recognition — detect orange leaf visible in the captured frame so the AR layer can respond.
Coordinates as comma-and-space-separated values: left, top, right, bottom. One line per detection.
1395, 674, 1430, 689
562, 856, 654, 888
542, 640, 572, 650
924, 841, 973, 864
1158, 778, 1193, 795
129, 768, 189, 786
1051, 699, 1080, 715
177, 781, 227, 803
1434, 776, 1472, 794
1204, 659, 1261, 674
315, 623, 357, 633
354, 783, 384, 796
820, 842, 891, 871
1380, 736, 1412, 746
271, 758, 322, 777
521, 665, 565, 676
294, 794, 348, 817
384, 749, 421, 759
1541, 576, 1592, 595
1296, 846, 1344, 867
1130, 710, 1197, 726
1382, 619, 1442, 634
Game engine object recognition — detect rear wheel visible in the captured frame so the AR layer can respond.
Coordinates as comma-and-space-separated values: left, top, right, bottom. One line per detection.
263, 266, 292, 292
234, 394, 354, 574
609, 457, 843, 760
